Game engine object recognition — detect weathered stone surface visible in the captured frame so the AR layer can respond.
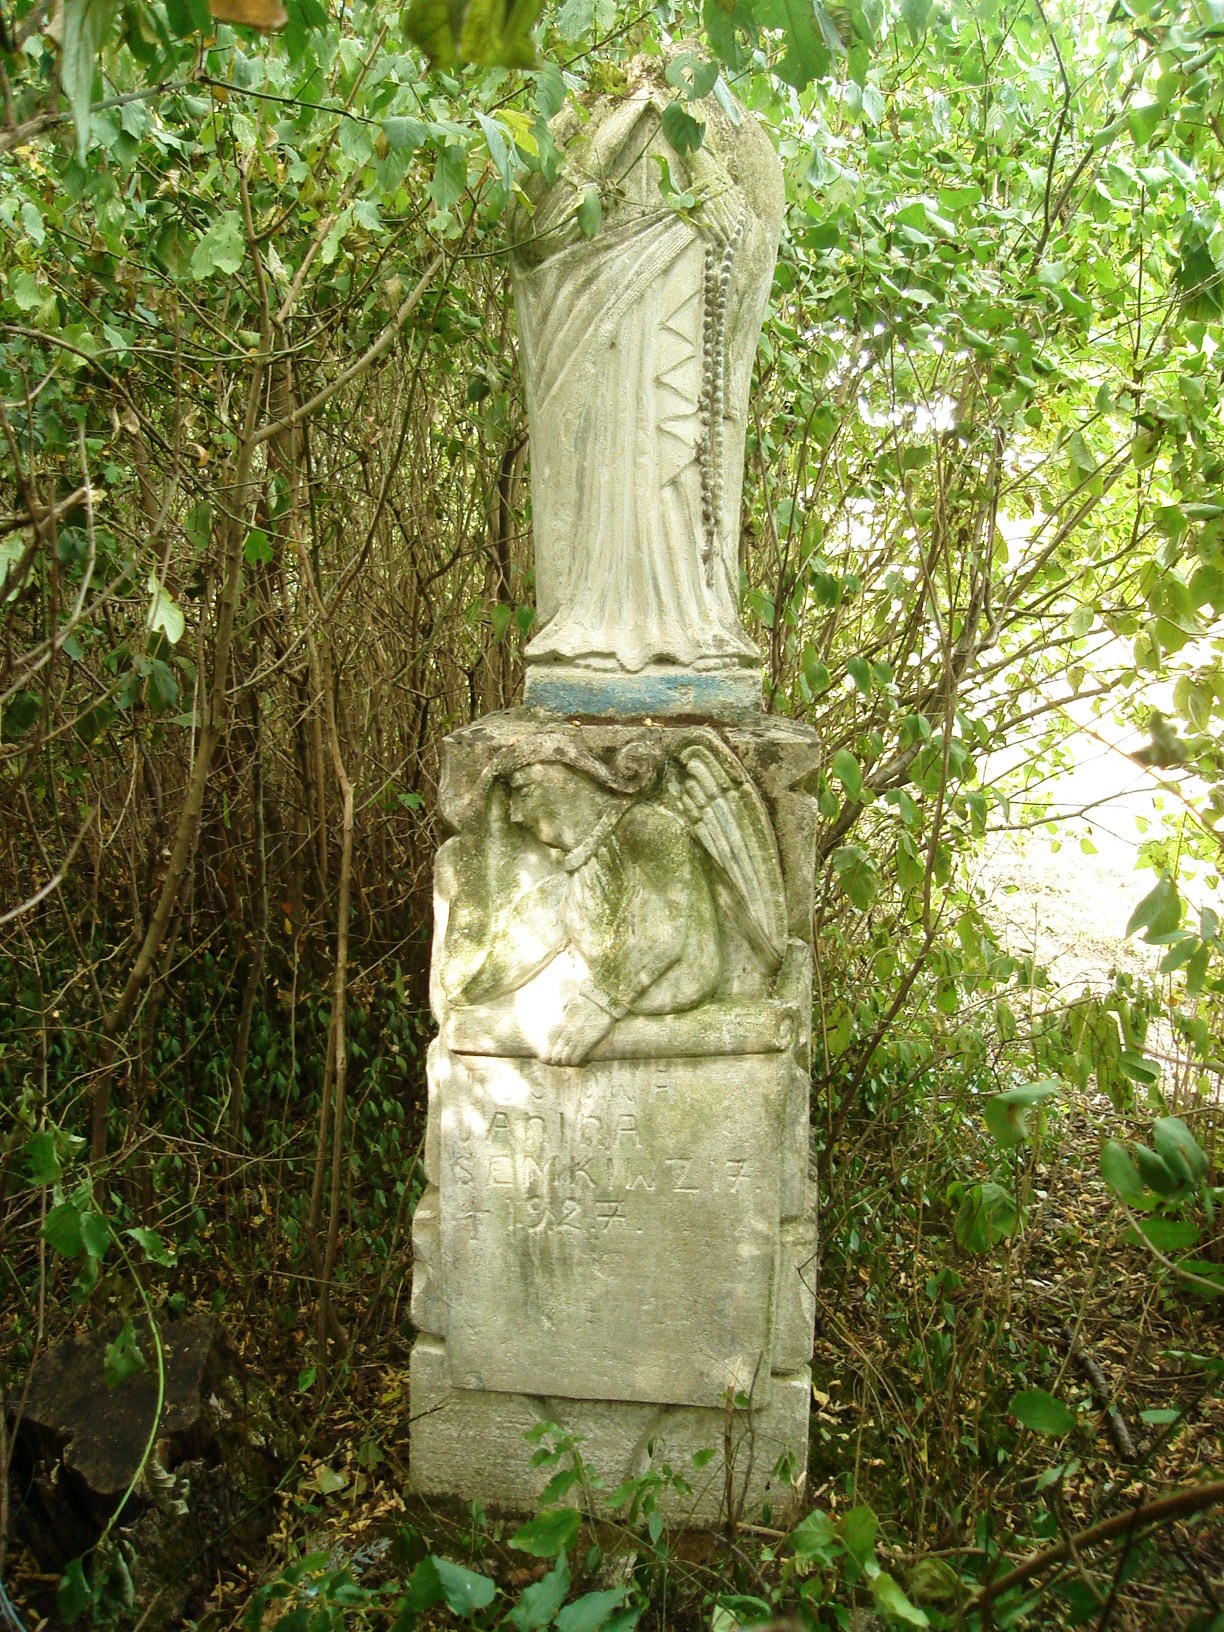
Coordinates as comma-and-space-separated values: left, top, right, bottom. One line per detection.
432, 725, 793, 1067
434, 714, 820, 931
508, 56, 785, 715
772, 1211, 819, 1375
438, 1052, 784, 1407
411, 713, 818, 1521
409, 1185, 445, 1338
410, 1338, 810, 1524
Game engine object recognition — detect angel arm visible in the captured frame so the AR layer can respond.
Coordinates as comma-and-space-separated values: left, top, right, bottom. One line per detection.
454, 871, 569, 1004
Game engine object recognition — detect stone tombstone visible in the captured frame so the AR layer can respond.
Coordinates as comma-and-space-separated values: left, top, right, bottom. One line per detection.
410, 59, 818, 1526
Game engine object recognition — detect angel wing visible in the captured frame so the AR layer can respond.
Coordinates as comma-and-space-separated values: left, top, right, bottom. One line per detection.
676, 743, 786, 969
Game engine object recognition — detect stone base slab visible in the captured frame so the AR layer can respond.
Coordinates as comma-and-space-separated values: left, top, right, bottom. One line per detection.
410, 1338, 809, 1526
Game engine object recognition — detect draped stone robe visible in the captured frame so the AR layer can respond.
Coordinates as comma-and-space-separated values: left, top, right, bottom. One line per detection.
510, 73, 785, 681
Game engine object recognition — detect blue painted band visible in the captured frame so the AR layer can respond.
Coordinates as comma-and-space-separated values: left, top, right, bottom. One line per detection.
523, 664, 763, 720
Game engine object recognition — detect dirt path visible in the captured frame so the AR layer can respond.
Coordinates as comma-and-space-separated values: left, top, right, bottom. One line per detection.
977, 734, 1169, 996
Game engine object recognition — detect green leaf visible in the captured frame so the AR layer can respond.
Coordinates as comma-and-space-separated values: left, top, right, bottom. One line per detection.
982, 1079, 1058, 1150
1126, 875, 1181, 942
534, 62, 567, 118
870, 1571, 930, 1627
846, 654, 871, 694
80, 1211, 110, 1260
702, 0, 752, 68
841, 1504, 879, 1562
164, 0, 211, 37
60, 0, 120, 160
24, 1131, 62, 1184
756, 0, 832, 88
0, 535, 27, 607
75, 700, 115, 745
1128, 103, 1163, 148
407, 0, 544, 69
901, 0, 932, 42
1152, 1117, 1208, 1185
433, 1556, 497, 1615
554, 0, 612, 40
126, 1225, 174, 1265
905, 1557, 965, 1605
653, 153, 697, 212
185, 502, 212, 552
803, 655, 831, 693
831, 843, 878, 909
145, 659, 179, 714
244, 528, 274, 567
474, 112, 512, 182
953, 1181, 1017, 1253
1133, 1144, 1182, 1197
537, 1466, 582, 1507
9, 269, 42, 312
1126, 1215, 1200, 1253
556, 1587, 630, 1632
189, 211, 245, 281
896, 830, 923, 893
104, 1319, 147, 1388
43, 1199, 86, 1258
577, 187, 603, 239
665, 52, 720, 100
661, 101, 706, 156
1010, 1388, 1076, 1436
601, 1608, 644, 1632
510, 1507, 582, 1557
831, 748, 863, 799
403, 1556, 444, 1613
712, 1596, 773, 1627
1101, 1139, 1146, 1205
147, 571, 186, 645
58, 1556, 93, 1624
508, 1550, 570, 1631
789, 1507, 838, 1562
384, 116, 427, 151
407, 0, 458, 63
429, 144, 468, 212
1118, 1051, 1160, 1086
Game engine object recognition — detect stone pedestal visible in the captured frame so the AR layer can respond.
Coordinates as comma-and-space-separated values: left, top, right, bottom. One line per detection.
410, 713, 818, 1523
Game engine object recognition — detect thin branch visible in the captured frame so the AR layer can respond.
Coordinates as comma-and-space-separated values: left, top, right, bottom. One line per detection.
0, 806, 93, 927
254, 254, 443, 445
968, 1480, 1224, 1611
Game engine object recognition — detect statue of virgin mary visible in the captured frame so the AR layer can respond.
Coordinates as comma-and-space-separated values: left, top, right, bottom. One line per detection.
509, 55, 785, 716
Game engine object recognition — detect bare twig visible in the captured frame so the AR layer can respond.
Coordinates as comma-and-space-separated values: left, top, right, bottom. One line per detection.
968, 1480, 1224, 1611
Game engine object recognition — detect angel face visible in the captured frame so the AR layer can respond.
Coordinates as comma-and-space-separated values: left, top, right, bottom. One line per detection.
505, 762, 610, 853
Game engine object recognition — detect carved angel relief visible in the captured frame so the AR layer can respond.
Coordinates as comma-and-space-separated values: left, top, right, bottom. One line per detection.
434, 734, 796, 1065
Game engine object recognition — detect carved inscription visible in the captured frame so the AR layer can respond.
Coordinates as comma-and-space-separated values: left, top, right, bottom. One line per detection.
439, 1051, 785, 1408
459, 1097, 744, 1238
